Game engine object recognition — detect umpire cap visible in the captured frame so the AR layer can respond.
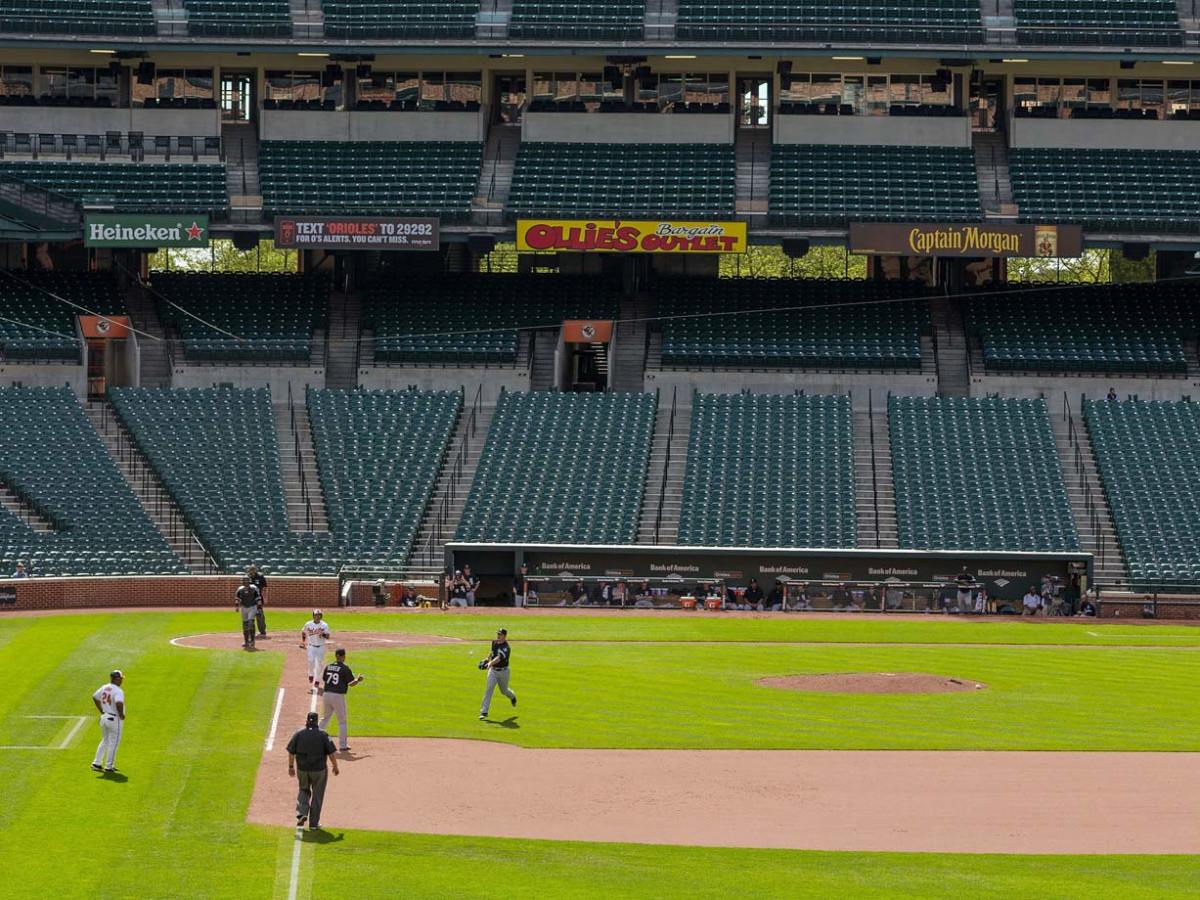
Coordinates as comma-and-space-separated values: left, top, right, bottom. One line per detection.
306, 712, 319, 727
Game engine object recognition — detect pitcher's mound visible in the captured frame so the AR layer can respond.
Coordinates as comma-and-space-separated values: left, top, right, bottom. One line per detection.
758, 673, 986, 694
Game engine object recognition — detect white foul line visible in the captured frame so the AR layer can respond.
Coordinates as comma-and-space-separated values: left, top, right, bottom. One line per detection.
265, 688, 285, 752
287, 829, 304, 900
0, 715, 90, 750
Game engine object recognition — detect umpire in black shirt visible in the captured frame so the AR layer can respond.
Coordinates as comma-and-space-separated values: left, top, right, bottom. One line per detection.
286, 712, 339, 831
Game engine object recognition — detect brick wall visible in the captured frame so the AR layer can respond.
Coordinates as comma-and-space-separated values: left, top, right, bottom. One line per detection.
1099, 599, 1200, 621
0, 575, 339, 612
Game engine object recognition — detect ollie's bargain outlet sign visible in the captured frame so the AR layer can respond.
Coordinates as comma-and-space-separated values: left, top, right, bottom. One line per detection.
517, 219, 747, 254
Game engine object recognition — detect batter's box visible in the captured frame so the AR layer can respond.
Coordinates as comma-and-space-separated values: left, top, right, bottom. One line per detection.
0, 715, 89, 750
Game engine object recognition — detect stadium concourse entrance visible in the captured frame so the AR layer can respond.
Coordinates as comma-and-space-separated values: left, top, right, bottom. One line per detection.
447, 542, 1091, 609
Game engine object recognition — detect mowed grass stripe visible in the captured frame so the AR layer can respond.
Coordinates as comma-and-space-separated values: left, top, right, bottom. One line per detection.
307, 832, 1200, 899
350, 642, 1200, 750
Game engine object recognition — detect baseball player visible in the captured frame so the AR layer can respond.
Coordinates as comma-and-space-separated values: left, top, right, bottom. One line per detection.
90, 669, 125, 774
235, 576, 260, 649
478, 628, 517, 720
319, 648, 364, 751
248, 565, 268, 637
300, 609, 331, 691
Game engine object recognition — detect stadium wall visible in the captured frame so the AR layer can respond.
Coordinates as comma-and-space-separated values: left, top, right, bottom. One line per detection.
0, 575, 338, 611
168, 362, 326, 396
774, 115, 972, 147
260, 110, 486, 143
522, 112, 734, 144
356, 366, 528, 401
968, 372, 1200, 404
1009, 118, 1200, 151
0, 363, 86, 396
644, 369, 938, 411
0, 108, 219, 140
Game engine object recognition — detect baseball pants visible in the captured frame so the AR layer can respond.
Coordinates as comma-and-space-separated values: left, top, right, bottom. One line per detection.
92, 714, 122, 769
296, 768, 329, 828
480, 667, 515, 716
306, 645, 325, 684
320, 693, 349, 750
239, 607, 257, 645
256, 605, 267, 635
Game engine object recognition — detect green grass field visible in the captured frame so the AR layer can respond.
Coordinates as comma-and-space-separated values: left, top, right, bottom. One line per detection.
1, 610, 1196, 899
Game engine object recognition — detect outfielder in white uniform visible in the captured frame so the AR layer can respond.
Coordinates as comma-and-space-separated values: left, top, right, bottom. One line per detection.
91, 670, 125, 773
300, 610, 331, 690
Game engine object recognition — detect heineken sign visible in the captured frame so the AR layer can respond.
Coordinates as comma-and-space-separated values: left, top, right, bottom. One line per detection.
84, 214, 210, 248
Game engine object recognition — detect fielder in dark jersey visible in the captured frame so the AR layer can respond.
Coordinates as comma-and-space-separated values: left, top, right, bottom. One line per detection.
318, 648, 363, 751
479, 628, 516, 719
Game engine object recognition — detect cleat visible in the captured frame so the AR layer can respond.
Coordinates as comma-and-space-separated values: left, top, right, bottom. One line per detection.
510, 695, 517, 707
91, 763, 102, 772
478, 713, 486, 720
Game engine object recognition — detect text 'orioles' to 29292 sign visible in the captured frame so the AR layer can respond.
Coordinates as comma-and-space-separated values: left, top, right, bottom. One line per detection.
517, 219, 748, 254
274, 217, 440, 251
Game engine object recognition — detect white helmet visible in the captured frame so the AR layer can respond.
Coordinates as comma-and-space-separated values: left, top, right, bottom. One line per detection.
312, 608, 323, 618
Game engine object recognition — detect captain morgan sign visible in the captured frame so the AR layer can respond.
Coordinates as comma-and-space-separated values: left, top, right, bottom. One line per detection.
850, 222, 1084, 258
518, 219, 747, 254
84, 214, 209, 248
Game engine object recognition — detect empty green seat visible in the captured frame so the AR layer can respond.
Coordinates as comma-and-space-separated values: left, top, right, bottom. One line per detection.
308, 388, 460, 570
508, 143, 735, 220
150, 272, 329, 363
890, 396, 1079, 552
676, 1, 983, 43
322, 2, 479, 38
0, 0, 154, 35
184, 1, 291, 36
657, 278, 930, 371
770, 145, 982, 227
367, 273, 618, 365
455, 391, 656, 544
679, 392, 856, 548
0, 270, 125, 362
509, 1, 644, 39
1010, 149, 1200, 232
967, 283, 1195, 375
259, 141, 481, 220
1014, 0, 1182, 46
0, 386, 182, 577
1085, 399, 1200, 591
0, 162, 227, 215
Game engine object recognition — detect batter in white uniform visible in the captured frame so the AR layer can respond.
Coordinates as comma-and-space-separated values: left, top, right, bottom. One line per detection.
300, 610, 331, 690
91, 670, 125, 773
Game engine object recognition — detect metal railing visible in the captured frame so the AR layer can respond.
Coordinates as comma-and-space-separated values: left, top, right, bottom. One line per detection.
92, 400, 219, 574
286, 382, 316, 532
1062, 392, 1110, 577
415, 383, 485, 568
0, 176, 81, 226
653, 385, 675, 545
867, 389, 880, 547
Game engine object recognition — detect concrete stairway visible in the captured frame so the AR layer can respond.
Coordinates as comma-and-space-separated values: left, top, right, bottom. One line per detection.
151, 0, 187, 36
1049, 409, 1129, 589
735, 129, 772, 216
273, 403, 330, 533
0, 483, 55, 533
83, 400, 212, 572
637, 397, 690, 544
472, 123, 521, 224
853, 406, 899, 549
1177, 0, 1199, 45
644, 0, 678, 39
222, 122, 262, 222
124, 283, 171, 387
477, 0, 512, 38
931, 295, 970, 397
973, 131, 1017, 219
530, 329, 558, 391
610, 295, 649, 393
325, 291, 360, 390
291, 0, 324, 38
982, 0, 1016, 44
409, 401, 495, 568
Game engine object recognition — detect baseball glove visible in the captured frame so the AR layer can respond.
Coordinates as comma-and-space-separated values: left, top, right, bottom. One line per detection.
477, 659, 489, 670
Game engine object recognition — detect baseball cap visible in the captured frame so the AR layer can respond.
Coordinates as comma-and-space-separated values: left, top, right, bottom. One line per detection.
496, 628, 507, 636
110, 669, 123, 680
312, 608, 322, 616
335, 648, 346, 657
306, 712, 319, 726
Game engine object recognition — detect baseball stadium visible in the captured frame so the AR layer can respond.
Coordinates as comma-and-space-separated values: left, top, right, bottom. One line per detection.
0, 2, 1199, 897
